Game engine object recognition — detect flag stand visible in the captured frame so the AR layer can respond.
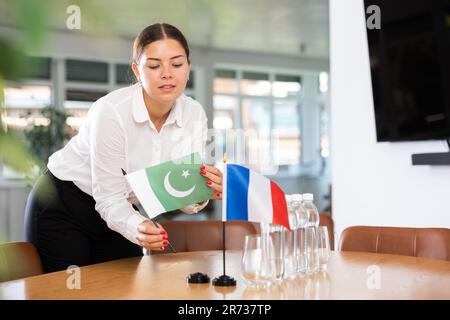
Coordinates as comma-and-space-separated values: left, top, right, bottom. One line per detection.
212, 221, 236, 286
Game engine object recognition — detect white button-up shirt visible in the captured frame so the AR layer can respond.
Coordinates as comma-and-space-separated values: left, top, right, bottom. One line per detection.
48, 83, 208, 245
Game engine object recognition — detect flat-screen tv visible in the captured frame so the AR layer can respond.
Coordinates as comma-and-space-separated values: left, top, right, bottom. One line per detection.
365, 0, 450, 142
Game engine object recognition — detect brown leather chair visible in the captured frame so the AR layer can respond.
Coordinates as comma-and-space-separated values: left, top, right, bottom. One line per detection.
0, 242, 43, 282
153, 220, 258, 254
339, 226, 450, 261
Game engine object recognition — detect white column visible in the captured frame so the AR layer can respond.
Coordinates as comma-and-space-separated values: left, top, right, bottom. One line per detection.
301, 73, 321, 176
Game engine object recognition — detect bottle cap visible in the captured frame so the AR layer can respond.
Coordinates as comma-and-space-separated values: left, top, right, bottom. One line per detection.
292, 194, 303, 202
302, 193, 314, 201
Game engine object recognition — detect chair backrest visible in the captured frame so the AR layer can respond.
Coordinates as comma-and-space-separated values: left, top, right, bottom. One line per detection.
339, 226, 450, 261
0, 242, 43, 282
154, 220, 258, 254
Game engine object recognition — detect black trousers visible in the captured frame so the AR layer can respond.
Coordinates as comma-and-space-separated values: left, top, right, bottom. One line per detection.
24, 169, 142, 273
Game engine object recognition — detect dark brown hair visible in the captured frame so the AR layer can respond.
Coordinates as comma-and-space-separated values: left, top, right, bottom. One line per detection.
133, 23, 190, 64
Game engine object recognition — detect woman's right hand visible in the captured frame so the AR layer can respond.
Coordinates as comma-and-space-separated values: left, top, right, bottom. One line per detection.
136, 220, 168, 251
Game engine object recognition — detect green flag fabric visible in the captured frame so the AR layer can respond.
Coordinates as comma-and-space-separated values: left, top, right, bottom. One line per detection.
125, 152, 212, 218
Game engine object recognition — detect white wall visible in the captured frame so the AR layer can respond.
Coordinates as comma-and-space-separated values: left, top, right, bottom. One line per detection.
330, 0, 450, 246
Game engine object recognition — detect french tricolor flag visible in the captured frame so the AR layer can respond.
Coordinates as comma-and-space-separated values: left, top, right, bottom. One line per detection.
222, 164, 290, 230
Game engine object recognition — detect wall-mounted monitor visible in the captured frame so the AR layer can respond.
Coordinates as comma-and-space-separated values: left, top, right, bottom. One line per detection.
365, 0, 450, 142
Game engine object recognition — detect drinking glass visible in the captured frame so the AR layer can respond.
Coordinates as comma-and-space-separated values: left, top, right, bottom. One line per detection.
305, 226, 319, 274
241, 235, 272, 288
318, 226, 331, 271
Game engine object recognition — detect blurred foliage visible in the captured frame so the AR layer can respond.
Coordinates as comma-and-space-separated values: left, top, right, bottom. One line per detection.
1, 0, 113, 183
0, 126, 34, 175
0, 0, 49, 179
23, 107, 72, 172
0, 39, 27, 82
18, 0, 48, 50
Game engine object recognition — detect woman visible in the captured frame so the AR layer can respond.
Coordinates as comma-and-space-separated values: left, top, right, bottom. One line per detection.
24, 23, 223, 273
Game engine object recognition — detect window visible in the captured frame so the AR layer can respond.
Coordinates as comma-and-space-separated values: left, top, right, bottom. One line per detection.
24, 57, 51, 80
66, 59, 108, 83
213, 68, 302, 174
2, 56, 53, 131
3, 85, 52, 130
115, 64, 134, 85
241, 72, 271, 96
213, 95, 237, 130
241, 98, 271, 131
64, 90, 107, 133
274, 75, 301, 98
214, 69, 237, 94
273, 99, 301, 166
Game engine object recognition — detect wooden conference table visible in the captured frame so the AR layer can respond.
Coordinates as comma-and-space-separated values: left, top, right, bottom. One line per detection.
1, 250, 450, 299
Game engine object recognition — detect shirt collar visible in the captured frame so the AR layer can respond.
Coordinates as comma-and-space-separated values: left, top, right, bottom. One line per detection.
132, 85, 150, 123
165, 97, 183, 128
132, 85, 183, 128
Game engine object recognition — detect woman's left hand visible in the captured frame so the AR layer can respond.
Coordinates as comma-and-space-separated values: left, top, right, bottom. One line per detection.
200, 164, 223, 200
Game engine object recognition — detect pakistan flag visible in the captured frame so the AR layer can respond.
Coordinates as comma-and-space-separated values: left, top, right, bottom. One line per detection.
125, 153, 213, 218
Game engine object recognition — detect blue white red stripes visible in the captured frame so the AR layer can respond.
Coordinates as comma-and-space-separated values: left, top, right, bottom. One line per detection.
222, 164, 290, 230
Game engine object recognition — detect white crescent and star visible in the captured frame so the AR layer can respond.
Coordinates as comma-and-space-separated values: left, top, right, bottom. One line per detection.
164, 170, 195, 198
181, 170, 190, 178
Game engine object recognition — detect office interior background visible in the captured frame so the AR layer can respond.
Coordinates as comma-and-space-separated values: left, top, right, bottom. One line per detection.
0, 0, 449, 248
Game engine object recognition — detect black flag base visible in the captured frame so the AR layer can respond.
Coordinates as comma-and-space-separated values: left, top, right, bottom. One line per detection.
187, 272, 210, 284
212, 274, 237, 287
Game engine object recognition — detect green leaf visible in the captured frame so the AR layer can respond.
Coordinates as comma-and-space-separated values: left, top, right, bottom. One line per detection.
18, 0, 49, 51
0, 131, 34, 176
0, 39, 27, 81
